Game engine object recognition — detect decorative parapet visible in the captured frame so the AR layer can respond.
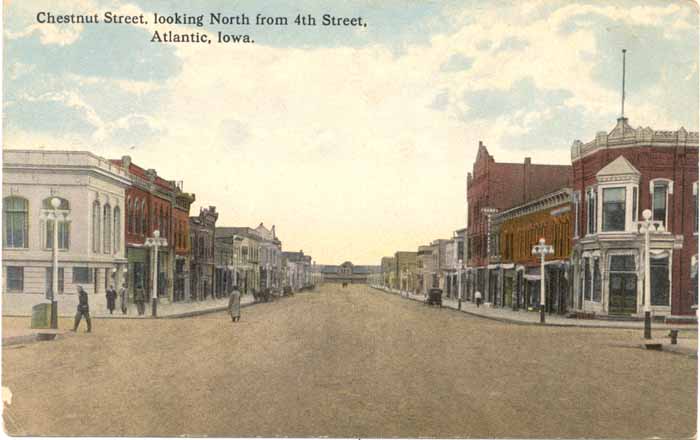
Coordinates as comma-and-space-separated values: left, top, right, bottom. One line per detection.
3, 149, 132, 185
571, 118, 699, 161
492, 188, 572, 226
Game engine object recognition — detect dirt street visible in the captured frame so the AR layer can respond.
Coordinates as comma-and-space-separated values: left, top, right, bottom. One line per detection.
2, 284, 697, 438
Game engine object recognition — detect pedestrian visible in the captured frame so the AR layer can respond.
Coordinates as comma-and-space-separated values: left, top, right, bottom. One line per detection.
475, 290, 482, 308
228, 287, 241, 322
72, 286, 92, 332
119, 282, 128, 315
106, 285, 117, 314
134, 287, 146, 316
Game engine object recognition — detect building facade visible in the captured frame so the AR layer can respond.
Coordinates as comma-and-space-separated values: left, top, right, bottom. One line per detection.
190, 206, 218, 300
491, 188, 573, 314
216, 227, 261, 295
3, 150, 129, 313
256, 223, 282, 292
394, 251, 417, 293
466, 142, 572, 303
571, 118, 698, 319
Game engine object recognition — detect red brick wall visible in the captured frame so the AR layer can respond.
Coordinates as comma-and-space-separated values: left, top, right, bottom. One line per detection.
572, 145, 698, 315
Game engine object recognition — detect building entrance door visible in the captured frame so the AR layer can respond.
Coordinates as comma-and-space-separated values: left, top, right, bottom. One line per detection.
609, 273, 637, 315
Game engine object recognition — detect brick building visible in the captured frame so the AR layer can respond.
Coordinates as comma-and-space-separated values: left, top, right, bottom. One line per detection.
465, 142, 572, 303
491, 188, 573, 314
190, 206, 218, 300
570, 118, 698, 319
111, 156, 187, 304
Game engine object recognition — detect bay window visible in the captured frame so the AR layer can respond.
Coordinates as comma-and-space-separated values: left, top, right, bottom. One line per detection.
602, 187, 626, 232
586, 188, 597, 234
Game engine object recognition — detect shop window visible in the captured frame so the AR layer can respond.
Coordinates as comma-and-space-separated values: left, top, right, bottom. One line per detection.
650, 254, 670, 306
592, 257, 602, 302
3, 196, 28, 248
583, 257, 591, 301
602, 187, 626, 232
6, 267, 24, 292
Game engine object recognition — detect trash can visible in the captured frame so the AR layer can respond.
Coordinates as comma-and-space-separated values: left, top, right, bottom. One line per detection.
31, 303, 52, 329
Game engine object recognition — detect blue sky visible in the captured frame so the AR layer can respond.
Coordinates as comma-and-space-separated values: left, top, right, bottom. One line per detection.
3, 0, 698, 263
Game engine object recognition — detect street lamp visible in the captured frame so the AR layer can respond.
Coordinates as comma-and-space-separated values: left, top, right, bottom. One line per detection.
145, 230, 168, 317
532, 238, 554, 324
42, 197, 69, 329
636, 209, 664, 339
457, 259, 463, 310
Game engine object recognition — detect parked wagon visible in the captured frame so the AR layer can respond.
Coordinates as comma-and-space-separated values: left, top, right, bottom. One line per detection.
426, 288, 443, 307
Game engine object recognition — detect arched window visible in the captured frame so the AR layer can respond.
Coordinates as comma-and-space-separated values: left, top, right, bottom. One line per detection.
43, 197, 71, 250
135, 199, 141, 235
103, 204, 111, 254
113, 206, 121, 253
127, 198, 132, 234
142, 200, 148, 235
4, 196, 28, 248
92, 200, 101, 253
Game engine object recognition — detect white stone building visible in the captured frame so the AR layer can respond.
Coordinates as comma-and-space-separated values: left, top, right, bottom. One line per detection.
3, 150, 130, 315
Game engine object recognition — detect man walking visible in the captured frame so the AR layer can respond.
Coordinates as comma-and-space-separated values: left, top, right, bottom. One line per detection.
72, 286, 92, 332
475, 290, 482, 308
228, 287, 241, 322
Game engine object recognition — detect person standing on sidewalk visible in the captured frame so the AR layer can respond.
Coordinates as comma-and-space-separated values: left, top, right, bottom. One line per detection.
475, 290, 482, 308
118, 282, 128, 315
228, 287, 241, 322
72, 286, 92, 332
105, 285, 117, 314
134, 287, 146, 316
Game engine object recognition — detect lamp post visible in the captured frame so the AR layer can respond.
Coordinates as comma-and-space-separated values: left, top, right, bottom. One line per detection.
636, 209, 664, 339
42, 197, 69, 329
145, 230, 168, 317
532, 238, 554, 324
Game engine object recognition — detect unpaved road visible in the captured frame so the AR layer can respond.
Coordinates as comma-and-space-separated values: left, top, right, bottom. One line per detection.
2, 284, 697, 438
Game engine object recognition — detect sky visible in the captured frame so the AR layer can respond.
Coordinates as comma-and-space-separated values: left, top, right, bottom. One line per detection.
3, 0, 698, 265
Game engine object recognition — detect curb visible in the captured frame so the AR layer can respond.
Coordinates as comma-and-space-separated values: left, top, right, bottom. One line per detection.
371, 286, 699, 331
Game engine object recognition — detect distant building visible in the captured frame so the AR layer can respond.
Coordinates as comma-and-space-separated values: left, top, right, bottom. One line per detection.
190, 206, 218, 300
380, 256, 395, 288
570, 118, 698, 319
282, 250, 313, 291
320, 262, 379, 284
216, 227, 261, 295
256, 223, 282, 292
394, 251, 417, 292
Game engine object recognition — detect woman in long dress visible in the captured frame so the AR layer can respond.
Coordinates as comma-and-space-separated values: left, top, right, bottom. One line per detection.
229, 289, 241, 322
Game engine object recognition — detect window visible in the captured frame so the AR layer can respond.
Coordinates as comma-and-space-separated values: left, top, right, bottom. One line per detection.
92, 200, 101, 253
632, 187, 638, 223
142, 200, 148, 235
650, 254, 670, 306
127, 198, 132, 234
602, 187, 626, 232
610, 255, 636, 272
6, 267, 24, 292
3, 197, 28, 248
113, 206, 121, 253
586, 188, 597, 234
103, 204, 111, 254
692, 256, 698, 307
583, 257, 591, 301
73, 267, 93, 284
652, 182, 668, 226
43, 198, 70, 250
693, 182, 698, 233
134, 199, 141, 235
46, 267, 65, 295
592, 257, 602, 302
573, 191, 581, 238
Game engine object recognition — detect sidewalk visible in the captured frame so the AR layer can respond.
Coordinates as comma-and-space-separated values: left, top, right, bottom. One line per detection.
3, 294, 256, 319
373, 286, 698, 331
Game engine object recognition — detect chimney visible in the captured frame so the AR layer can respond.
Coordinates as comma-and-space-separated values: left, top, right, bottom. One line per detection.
272, 225, 276, 238
121, 155, 131, 169
524, 157, 531, 165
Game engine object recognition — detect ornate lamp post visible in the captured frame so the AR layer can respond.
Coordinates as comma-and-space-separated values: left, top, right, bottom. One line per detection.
41, 197, 70, 329
532, 238, 554, 324
636, 209, 664, 339
145, 230, 168, 317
